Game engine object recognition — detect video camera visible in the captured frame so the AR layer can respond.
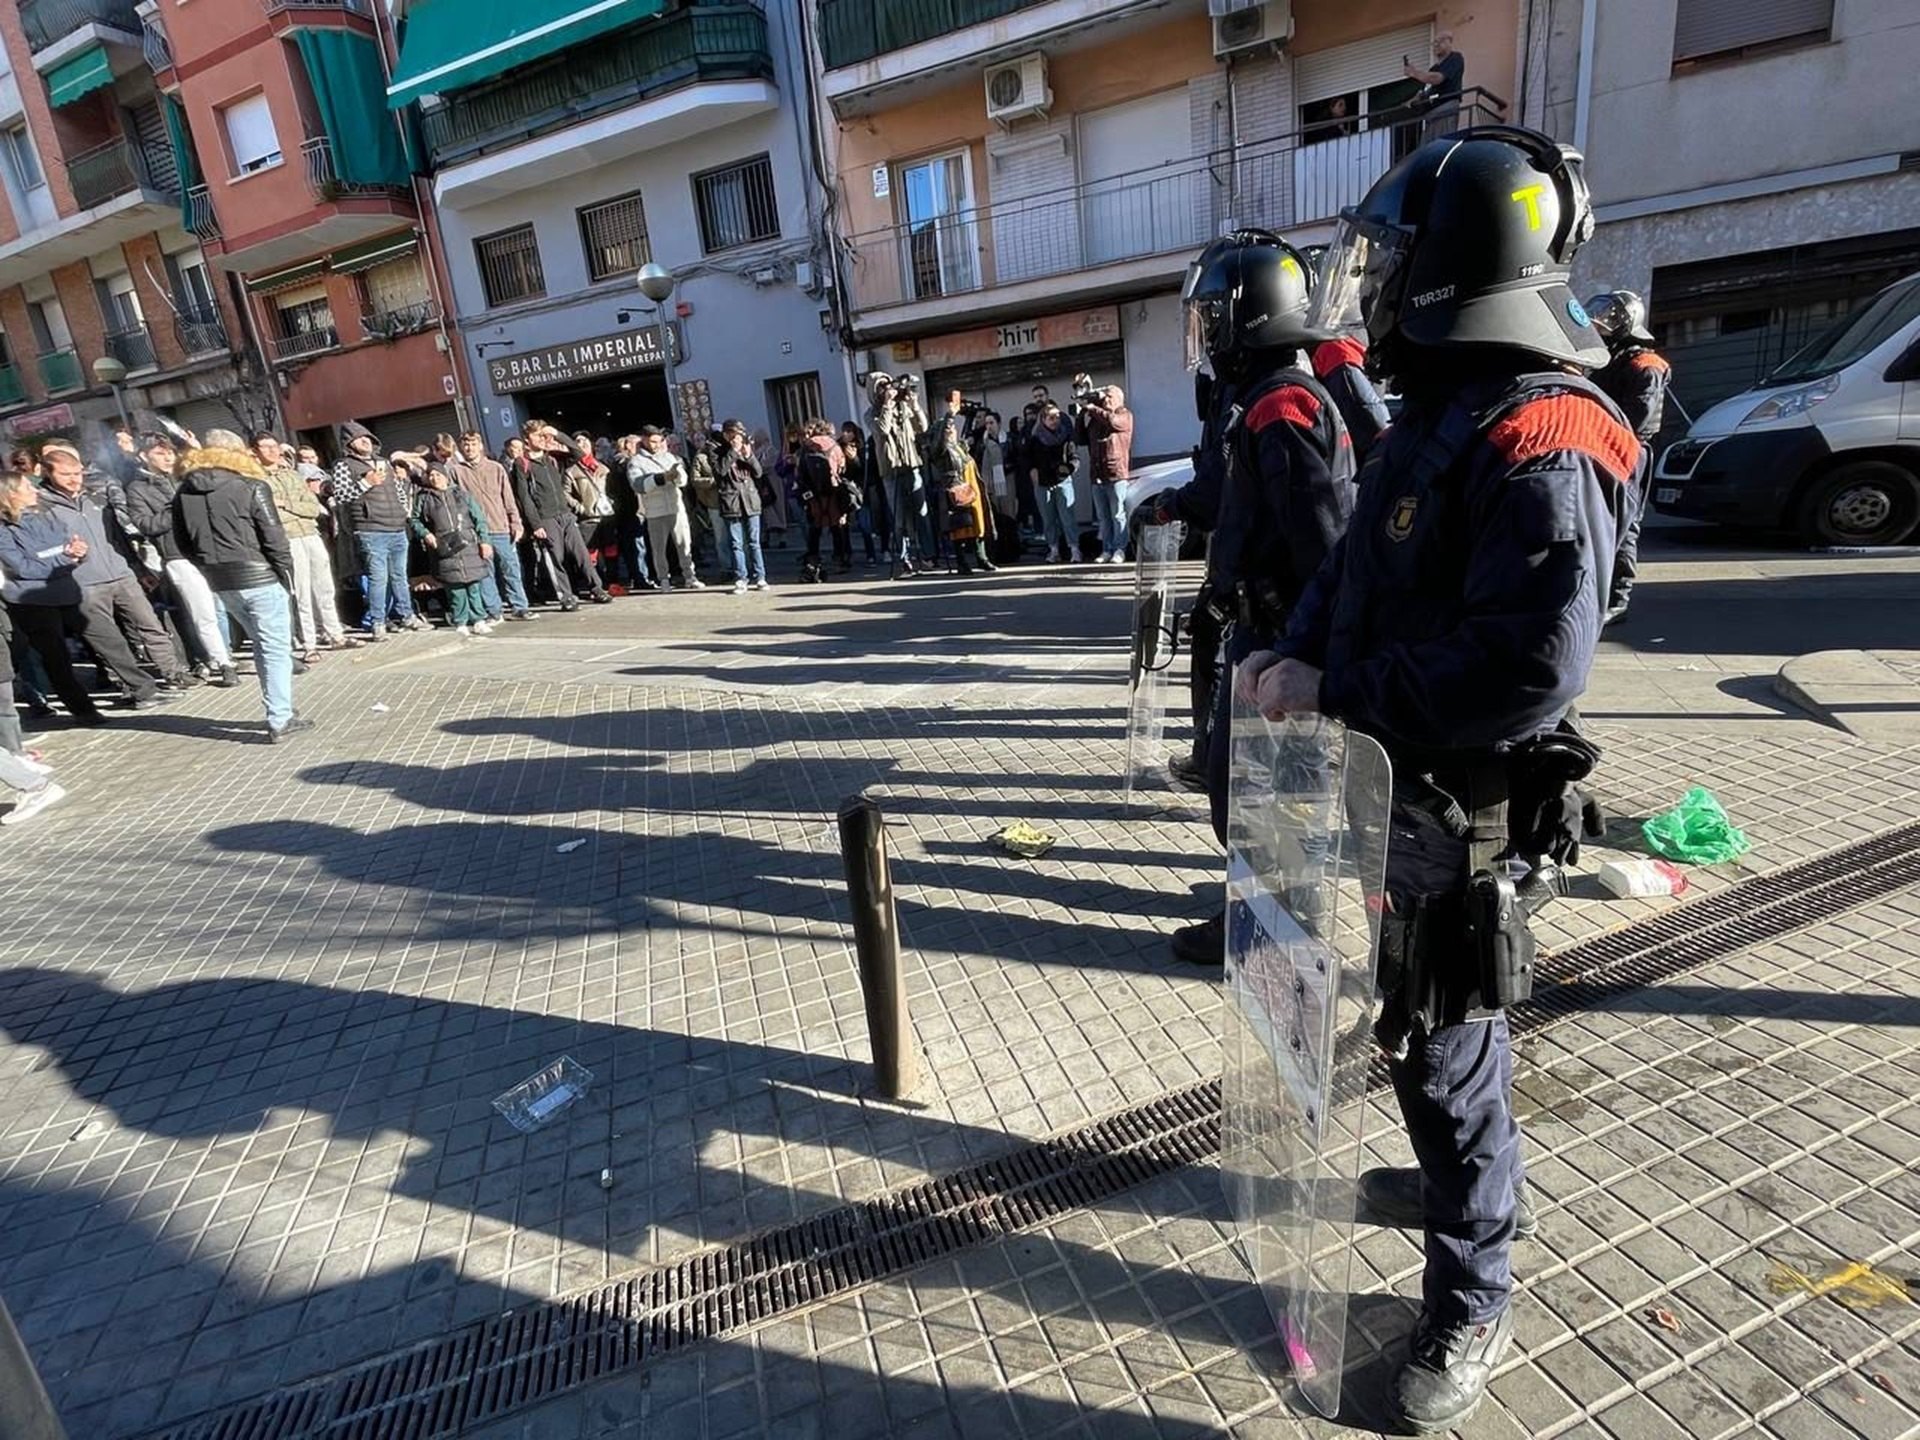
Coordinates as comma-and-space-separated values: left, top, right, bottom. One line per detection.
1070, 372, 1099, 403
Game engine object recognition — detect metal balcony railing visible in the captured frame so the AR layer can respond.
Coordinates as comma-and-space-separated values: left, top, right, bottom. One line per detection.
140, 8, 172, 69
818, 0, 1051, 69
846, 91, 1506, 312
271, 325, 339, 361
264, 0, 372, 12
300, 135, 405, 200
22, 0, 141, 50
0, 366, 24, 406
419, 4, 772, 168
185, 184, 221, 240
67, 136, 173, 209
362, 299, 440, 339
37, 348, 82, 394
104, 324, 157, 371
174, 310, 228, 356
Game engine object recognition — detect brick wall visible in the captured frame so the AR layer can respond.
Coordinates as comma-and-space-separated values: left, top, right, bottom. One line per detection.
52, 261, 103, 378
0, 287, 43, 401
122, 233, 187, 371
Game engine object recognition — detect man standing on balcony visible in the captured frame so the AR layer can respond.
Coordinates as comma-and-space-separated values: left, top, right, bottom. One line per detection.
328, 420, 426, 640
865, 373, 927, 578
1405, 31, 1466, 140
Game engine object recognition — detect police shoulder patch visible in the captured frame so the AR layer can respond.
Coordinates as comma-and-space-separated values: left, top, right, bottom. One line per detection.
1488, 393, 1641, 482
1311, 337, 1367, 380
1630, 351, 1671, 374
1245, 385, 1322, 433
1386, 495, 1418, 542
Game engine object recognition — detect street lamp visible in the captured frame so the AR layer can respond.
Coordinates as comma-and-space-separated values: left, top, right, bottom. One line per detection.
91, 355, 130, 433
635, 263, 679, 436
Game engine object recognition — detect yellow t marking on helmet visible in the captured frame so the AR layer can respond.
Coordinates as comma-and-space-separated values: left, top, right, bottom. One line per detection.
1279, 256, 1301, 278
1510, 184, 1546, 231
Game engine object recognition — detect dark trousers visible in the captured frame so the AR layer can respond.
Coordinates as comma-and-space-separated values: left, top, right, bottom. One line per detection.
1205, 622, 1268, 847
1383, 808, 1521, 1328
535, 510, 602, 599
15, 603, 106, 717
1187, 600, 1224, 769
618, 515, 652, 587
78, 576, 169, 698
806, 521, 852, 568
1608, 478, 1650, 622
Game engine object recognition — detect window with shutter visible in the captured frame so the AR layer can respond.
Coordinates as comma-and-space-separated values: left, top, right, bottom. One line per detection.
220, 94, 281, 175
1673, 0, 1832, 64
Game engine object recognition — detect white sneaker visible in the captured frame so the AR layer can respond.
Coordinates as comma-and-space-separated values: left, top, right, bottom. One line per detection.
688, 578, 707, 590
660, 579, 673, 593
4, 783, 65, 826
15, 754, 52, 777
471, 619, 495, 636
750, 578, 769, 591
453, 624, 472, 637
732, 579, 748, 595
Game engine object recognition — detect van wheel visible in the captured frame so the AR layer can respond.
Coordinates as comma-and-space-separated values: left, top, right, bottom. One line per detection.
1796, 462, 1920, 546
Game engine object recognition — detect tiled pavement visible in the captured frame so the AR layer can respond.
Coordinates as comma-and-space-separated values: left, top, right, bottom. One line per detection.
0, 558, 1916, 1438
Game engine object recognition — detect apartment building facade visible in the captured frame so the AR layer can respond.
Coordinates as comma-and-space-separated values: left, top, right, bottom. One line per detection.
819, 0, 1519, 462
145, 0, 465, 453
0, 0, 256, 449
395, 0, 854, 452
1527, 0, 1920, 423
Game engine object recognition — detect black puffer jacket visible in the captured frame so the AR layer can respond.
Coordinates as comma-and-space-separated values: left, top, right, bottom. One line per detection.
123, 464, 185, 562
170, 446, 295, 592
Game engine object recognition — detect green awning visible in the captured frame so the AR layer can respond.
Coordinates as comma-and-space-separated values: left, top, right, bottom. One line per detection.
163, 96, 198, 230
330, 231, 418, 275
386, 0, 664, 108
245, 259, 326, 294
293, 29, 412, 188
47, 44, 113, 108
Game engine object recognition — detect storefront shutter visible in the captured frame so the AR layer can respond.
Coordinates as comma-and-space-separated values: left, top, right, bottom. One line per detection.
1293, 23, 1432, 106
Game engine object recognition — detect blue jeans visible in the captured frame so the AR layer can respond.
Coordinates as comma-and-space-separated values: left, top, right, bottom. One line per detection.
725, 513, 766, 584
705, 504, 729, 574
478, 533, 529, 619
1091, 479, 1129, 555
620, 516, 652, 587
218, 583, 295, 730
1039, 479, 1076, 555
355, 530, 413, 625
885, 468, 922, 564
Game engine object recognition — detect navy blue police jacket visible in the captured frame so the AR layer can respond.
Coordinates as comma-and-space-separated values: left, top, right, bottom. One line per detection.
1277, 371, 1639, 757
1311, 337, 1391, 466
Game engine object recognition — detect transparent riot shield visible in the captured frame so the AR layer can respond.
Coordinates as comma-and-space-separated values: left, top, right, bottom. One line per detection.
1122, 521, 1186, 802
1220, 694, 1392, 1418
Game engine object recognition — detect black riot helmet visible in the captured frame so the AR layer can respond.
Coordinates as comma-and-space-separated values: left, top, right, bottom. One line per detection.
1584, 290, 1654, 347
1182, 230, 1320, 378
1308, 126, 1608, 374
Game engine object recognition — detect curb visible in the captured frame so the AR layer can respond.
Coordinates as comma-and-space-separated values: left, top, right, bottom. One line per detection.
1774, 649, 1920, 746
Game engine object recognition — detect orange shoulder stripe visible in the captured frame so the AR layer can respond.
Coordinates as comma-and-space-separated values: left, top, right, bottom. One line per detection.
1246, 385, 1322, 433
1488, 394, 1640, 481
1630, 351, 1671, 374
1312, 337, 1368, 380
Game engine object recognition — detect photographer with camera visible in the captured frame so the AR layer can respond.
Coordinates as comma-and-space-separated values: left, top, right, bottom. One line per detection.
865, 372, 928, 578
1074, 381, 1135, 563
1027, 400, 1079, 563
716, 419, 771, 593
626, 427, 702, 591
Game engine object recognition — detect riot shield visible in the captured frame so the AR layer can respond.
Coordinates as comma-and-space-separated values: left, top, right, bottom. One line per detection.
1122, 521, 1186, 802
1220, 694, 1392, 1418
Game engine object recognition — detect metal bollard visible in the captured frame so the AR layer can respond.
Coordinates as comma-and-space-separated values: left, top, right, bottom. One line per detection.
837, 796, 920, 1100
0, 1294, 66, 1440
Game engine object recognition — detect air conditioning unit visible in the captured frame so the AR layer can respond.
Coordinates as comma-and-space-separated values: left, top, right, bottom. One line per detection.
1212, 0, 1292, 58
983, 53, 1050, 125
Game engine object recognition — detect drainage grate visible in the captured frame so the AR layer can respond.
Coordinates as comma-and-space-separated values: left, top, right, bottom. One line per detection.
146, 822, 1920, 1440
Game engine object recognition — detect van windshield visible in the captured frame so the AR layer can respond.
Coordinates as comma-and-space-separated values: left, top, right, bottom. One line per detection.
1765, 277, 1920, 386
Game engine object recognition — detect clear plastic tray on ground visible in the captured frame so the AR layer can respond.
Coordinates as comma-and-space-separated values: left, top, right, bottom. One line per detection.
492, 1055, 595, 1133
1220, 697, 1391, 1418
1122, 521, 1187, 803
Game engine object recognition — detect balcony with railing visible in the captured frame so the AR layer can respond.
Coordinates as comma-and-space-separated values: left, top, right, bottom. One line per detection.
67, 136, 175, 210
37, 348, 83, 394
140, 8, 172, 70
22, 0, 142, 52
272, 325, 339, 362
420, 3, 772, 171
846, 91, 1505, 319
174, 309, 229, 357
0, 365, 25, 406
818, 0, 1056, 70
301, 136, 406, 201
263, 0, 372, 13
104, 323, 157, 371
361, 298, 441, 340
185, 184, 220, 240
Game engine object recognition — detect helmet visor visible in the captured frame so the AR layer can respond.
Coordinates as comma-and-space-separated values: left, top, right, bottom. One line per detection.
1183, 296, 1223, 372
1307, 215, 1410, 338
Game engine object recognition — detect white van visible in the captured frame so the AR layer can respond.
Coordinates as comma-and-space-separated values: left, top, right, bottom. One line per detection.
1652, 272, 1920, 545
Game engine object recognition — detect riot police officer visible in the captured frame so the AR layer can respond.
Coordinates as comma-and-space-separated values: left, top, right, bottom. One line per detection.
1241, 127, 1638, 1430
1587, 290, 1671, 623
1165, 230, 1357, 966
1311, 333, 1392, 465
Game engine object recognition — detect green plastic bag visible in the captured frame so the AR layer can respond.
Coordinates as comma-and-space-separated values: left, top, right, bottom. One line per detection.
1642, 787, 1750, 864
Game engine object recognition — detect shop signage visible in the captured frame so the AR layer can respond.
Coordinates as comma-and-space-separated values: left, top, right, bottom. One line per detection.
5, 404, 74, 439
913, 306, 1121, 370
486, 325, 677, 394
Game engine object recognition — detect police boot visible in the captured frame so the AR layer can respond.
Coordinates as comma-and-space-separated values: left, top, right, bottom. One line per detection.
1395, 1305, 1511, 1433
1356, 1167, 1538, 1240
1169, 914, 1224, 966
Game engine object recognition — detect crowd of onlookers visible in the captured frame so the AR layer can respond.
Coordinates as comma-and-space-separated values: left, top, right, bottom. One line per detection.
0, 382, 1137, 817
